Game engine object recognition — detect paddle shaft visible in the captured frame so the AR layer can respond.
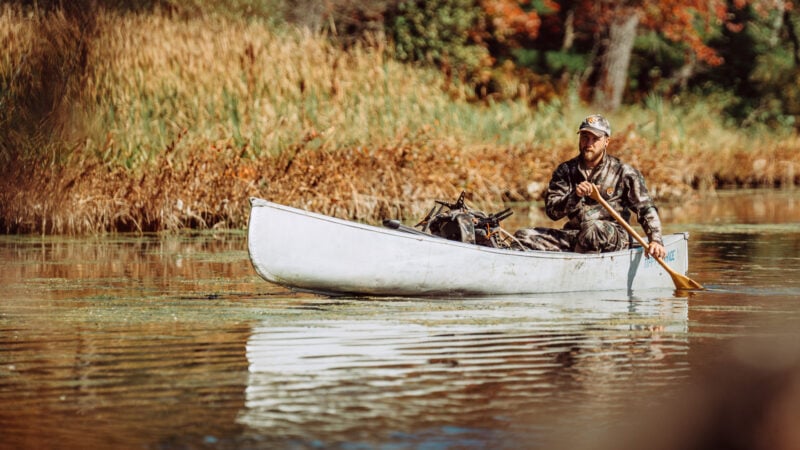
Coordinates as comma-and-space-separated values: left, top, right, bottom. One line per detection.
589, 185, 704, 290
589, 187, 651, 251
383, 219, 431, 237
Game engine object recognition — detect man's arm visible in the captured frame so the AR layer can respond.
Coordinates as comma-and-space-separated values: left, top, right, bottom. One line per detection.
544, 164, 581, 221
639, 206, 666, 259
638, 206, 663, 246
626, 169, 666, 259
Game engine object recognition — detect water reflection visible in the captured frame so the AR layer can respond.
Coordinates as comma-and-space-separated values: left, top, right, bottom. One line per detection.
0, 320, 251, 449
238, 292, 688, 448
0, 233, 267, 450
2, 190, 800, 450
660, 188, 800, 226
0, 233, 263, 300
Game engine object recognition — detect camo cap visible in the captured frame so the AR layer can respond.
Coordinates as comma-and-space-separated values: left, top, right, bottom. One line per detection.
577, 114, 611, 137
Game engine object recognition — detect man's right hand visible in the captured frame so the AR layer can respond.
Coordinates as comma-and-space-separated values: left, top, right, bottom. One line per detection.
576, 181, 594, 198
647, 241, 667, 260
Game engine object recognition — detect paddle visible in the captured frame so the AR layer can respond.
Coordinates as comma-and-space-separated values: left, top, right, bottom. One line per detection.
589, 184, 704, 290
383, 219, 432, 237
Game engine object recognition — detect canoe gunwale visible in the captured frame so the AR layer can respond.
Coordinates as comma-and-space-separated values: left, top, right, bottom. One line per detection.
249, 197, 687, 262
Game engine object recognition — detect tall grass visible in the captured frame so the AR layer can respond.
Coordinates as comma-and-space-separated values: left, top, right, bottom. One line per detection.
1, 6, 798, 234
79, 11, 495, 159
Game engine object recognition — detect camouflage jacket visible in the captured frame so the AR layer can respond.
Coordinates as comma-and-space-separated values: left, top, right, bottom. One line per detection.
544, 153, 663, 245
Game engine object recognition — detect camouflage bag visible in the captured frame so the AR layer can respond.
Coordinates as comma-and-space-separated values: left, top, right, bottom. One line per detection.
419, 192, 525, 251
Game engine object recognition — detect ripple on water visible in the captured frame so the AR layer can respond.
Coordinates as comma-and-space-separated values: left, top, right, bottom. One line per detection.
237, 293, 690, 446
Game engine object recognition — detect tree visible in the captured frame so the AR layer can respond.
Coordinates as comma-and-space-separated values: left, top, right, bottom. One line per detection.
594, 6, 640, 110
387, 0, 488, 74
591, 0, 730, 111
479, 0, 734, 110
478, 0, 552, 44
694, 0, 800, 127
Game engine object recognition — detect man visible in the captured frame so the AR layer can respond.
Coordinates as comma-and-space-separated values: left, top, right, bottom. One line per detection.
515, 114, 666, 259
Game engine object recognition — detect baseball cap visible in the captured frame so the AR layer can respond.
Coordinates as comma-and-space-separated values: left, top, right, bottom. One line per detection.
577, 114, 611, 137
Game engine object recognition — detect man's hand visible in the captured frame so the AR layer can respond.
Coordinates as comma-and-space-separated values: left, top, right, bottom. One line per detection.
576, 181, 594, 198
647, 241, 666, 260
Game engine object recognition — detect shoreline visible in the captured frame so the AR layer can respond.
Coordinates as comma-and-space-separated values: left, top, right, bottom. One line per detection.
2, 138, 797, 235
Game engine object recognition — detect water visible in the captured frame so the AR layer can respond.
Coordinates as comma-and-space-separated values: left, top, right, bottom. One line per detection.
1, 190, 799, 450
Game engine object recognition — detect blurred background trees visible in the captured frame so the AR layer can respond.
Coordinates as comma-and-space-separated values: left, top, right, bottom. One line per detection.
3, 0, 799, 129
279, 0, 799, 129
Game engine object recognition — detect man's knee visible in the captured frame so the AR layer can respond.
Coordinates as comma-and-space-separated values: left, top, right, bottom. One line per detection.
576, 221, 626, 252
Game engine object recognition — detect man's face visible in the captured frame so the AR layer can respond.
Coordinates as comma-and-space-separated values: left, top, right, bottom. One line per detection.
579, 131, 608, 165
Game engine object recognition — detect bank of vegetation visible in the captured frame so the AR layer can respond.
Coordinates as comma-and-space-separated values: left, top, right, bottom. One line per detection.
1, 1, 799, 234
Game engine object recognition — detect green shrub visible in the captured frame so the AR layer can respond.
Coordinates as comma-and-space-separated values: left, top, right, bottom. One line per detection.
387, 0, 487, 75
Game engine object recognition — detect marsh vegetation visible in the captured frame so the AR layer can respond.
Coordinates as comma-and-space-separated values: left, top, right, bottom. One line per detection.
1, 4, 798, 233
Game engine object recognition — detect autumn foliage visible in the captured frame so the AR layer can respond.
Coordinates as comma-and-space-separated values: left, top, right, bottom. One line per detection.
480, 0, 556, 42
480, 0, 767, 66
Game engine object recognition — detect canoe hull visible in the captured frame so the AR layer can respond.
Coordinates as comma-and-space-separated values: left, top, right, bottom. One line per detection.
247, 198, 691, 296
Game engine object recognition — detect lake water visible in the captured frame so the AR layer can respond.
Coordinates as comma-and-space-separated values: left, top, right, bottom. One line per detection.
2, 190, 799, 450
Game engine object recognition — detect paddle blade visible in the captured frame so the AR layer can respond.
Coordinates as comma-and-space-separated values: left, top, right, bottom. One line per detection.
591, 184, 704, 291
669, 271, 705, 291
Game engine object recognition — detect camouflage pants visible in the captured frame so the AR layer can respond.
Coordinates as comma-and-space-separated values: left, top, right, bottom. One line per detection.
514, 219, 629, 253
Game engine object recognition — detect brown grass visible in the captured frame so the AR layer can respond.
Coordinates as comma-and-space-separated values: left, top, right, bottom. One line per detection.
1, 6, 799, 234
6, 128, 798, 234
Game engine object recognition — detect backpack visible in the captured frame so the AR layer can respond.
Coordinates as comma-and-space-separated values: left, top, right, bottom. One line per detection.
420, 192, 525, 251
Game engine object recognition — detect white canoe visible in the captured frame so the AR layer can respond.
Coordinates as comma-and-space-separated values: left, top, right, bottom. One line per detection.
247, 197, 692, 296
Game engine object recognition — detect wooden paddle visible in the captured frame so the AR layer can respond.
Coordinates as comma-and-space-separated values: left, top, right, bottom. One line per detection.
589, 185, 704, 290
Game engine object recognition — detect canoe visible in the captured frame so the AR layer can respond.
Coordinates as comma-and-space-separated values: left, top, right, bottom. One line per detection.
247, 197, 692, 296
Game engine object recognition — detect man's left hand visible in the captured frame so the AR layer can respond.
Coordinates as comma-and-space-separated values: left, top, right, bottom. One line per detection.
647, 242, 666, 260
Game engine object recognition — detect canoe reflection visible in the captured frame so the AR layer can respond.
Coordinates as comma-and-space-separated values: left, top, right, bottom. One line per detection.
237, 291, 689, 447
